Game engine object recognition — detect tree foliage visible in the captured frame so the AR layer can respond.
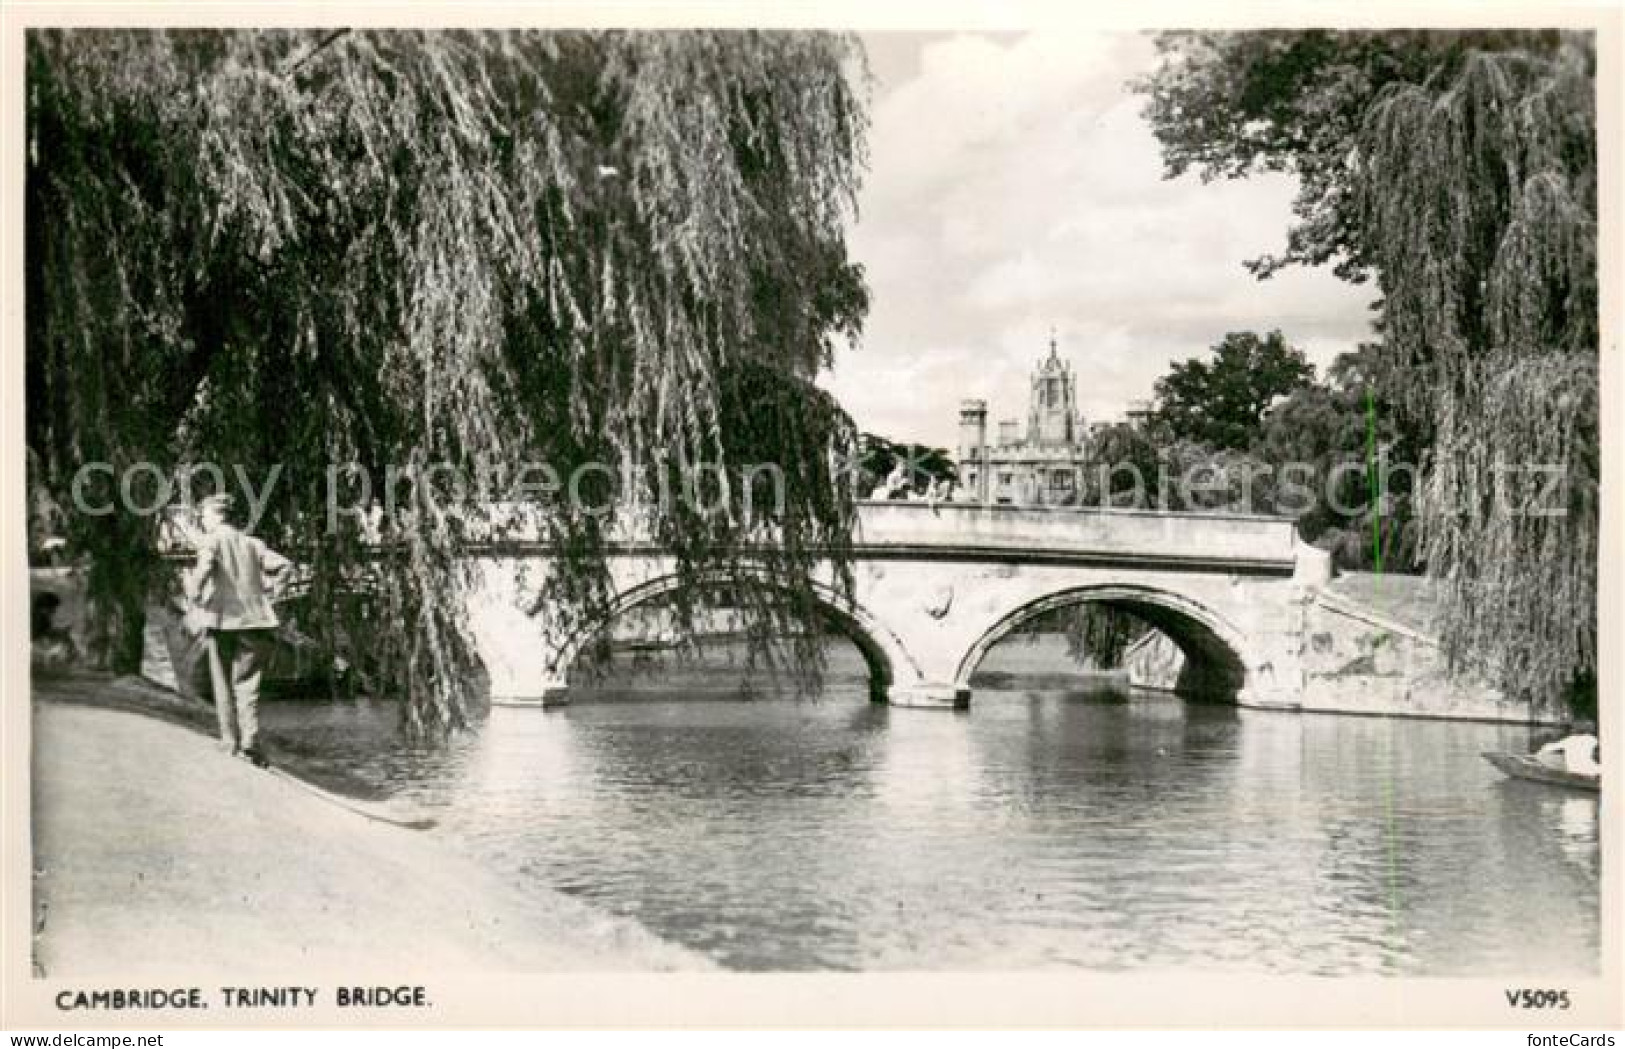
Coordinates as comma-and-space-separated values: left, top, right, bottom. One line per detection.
27, 29, 871, 731
1151, 330, 1313, 450
1085, 341, 1417, 570
1081, 421, 1165, 509
1359, 42, 1597, 710
1254, 343, 1420, 572
1140, 31, 1597, 712
1021, 604, 1149, 671
854, 433, 956, 496
1136, 29, 1568, 281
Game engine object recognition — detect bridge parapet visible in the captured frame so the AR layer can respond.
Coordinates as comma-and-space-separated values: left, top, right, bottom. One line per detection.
852, 501, 1300, 574
153, 500, 1302, 575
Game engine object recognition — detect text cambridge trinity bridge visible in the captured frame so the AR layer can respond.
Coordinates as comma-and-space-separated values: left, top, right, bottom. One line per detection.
460, 501, 1334, 711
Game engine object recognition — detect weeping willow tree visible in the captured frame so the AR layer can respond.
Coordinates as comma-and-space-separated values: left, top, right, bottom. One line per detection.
1140, 31, 1598, 715
27, 29, 870, 731
1359, 41, 1597, 714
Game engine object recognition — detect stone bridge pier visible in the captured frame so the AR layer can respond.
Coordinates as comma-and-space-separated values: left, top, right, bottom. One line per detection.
463, 502, 1331, 712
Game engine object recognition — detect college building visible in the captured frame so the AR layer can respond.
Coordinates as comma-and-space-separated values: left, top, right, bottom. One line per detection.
957, 337, 1097, 505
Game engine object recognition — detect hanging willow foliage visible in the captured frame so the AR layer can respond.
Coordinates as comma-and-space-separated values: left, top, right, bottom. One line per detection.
27, 29, 871, 732
1358, 39, 1596, 712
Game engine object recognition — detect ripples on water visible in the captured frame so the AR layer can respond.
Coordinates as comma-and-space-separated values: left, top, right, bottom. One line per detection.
262, 636, 1600, 974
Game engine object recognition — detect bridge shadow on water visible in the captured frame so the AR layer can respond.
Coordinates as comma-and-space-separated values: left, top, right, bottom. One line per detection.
557, 623, 1235, 710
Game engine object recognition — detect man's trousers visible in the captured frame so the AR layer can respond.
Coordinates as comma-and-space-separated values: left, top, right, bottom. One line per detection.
204, 628, 274, 753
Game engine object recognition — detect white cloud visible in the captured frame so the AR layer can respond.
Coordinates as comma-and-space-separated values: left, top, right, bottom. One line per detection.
822, 30, 1376, 449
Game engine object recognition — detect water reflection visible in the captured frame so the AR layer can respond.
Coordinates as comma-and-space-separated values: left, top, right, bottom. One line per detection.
260, 635, 1600, 974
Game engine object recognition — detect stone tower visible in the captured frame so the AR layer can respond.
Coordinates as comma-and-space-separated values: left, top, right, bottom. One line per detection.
1027, 333, 1080, 447
958, 399, 989, 503
958, 399, 987, 460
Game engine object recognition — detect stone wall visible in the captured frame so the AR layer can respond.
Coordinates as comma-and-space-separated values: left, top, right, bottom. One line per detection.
1126, 578, 1565, 725
1297, 591, 1554, 722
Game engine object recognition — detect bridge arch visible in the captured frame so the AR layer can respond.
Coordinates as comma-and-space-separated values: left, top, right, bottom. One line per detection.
954, 583, 1253, 702
544, 571, 920, 704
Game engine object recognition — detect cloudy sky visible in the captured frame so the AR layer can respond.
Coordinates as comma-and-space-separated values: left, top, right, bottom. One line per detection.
819, 30, 1378, 450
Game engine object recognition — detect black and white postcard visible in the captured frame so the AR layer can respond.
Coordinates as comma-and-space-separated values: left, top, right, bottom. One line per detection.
3, 1, 1620, 1031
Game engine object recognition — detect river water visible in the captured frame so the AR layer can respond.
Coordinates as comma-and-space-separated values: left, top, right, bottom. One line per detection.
261, 636, 1600, 974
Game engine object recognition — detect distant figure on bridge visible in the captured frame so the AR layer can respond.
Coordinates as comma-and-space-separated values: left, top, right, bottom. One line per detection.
184, 494, 291, 768
926, 476, 957, 510
878, 461, 913, 501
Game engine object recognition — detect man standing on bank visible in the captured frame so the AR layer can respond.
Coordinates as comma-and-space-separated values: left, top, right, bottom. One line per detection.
184, 493, 291, 768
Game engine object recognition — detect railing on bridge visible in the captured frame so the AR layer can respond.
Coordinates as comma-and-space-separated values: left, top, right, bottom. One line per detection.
154, 499, 1313, 578
850, 501, 1303, 575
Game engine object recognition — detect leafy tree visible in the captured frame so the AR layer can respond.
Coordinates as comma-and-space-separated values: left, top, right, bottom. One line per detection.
1159, 441, 1280, 514
1136, 29, 1567, 281
27, 30, 871, 731
1150, 330, 1313, 451
854, 433, 956, 496
1080, 421, 1164, 508
1140, 31, 1597, 713
1254, 343, 1419, 572
1019, 604, 1150, 671
1362, 42, 1596, 712
1089, 342, 1416, 568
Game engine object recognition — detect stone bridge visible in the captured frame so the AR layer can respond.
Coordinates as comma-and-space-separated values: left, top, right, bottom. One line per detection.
464, 502, 1332, 711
